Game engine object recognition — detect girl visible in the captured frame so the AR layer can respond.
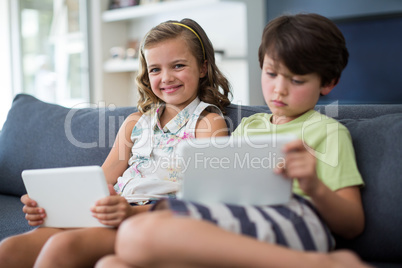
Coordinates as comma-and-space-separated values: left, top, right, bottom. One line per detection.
96, 14, 370, 268
0, 18, 231, 267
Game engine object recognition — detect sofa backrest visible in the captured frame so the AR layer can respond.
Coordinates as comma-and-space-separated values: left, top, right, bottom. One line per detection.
0, 94, 136, 197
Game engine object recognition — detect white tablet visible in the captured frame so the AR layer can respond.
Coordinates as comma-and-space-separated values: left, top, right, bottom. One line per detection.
21, 165, 110, 228
177, 135, 296, 206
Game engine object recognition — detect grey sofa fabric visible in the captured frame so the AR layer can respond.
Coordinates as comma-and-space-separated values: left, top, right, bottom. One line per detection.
336, 114, 402, 263
0, 195, 34, 240
1, 94, 402, 267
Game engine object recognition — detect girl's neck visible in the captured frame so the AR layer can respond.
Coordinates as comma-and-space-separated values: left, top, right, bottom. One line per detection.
159, 105, 181, 129
158, 97, 199, 128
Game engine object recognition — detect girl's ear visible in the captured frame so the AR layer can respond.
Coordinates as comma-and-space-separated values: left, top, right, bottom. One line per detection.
199, 60, 207, 78
320, 79, 337, 96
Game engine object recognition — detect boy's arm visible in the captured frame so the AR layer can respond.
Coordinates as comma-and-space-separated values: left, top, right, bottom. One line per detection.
278, 139, 365, 239
308, 182, 364, 239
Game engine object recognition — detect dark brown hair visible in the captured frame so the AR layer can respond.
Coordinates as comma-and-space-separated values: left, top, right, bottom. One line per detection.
136, 18, 231, 114
258, 13, 349, 86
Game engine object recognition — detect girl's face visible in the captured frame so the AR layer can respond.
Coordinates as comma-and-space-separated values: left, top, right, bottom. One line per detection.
144, 37, 207, 111
261, 54, 334, 124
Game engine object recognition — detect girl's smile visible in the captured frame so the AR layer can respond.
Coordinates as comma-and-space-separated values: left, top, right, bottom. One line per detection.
160, 84, 182, 94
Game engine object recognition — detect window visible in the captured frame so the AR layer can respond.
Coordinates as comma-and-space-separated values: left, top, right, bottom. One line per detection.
18, 0, 90, 107
1, 0, 90, 129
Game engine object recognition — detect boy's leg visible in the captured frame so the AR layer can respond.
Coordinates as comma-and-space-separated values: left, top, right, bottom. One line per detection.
114, 210, 370, 268
34, 226, 117, 268
0, 227, 62, 268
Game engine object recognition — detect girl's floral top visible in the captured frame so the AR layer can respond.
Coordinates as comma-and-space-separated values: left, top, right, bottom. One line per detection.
115, 98, 222, 204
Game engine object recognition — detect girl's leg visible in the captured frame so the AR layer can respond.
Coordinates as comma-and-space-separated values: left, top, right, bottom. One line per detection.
96, 255, 132, 268
0, 227, 62, 268
34, 227, 117, 268
114, 210, 370, 268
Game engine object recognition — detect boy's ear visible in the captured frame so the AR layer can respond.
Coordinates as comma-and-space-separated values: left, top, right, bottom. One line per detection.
320, 79, 337, 96
199, 60, 207, 78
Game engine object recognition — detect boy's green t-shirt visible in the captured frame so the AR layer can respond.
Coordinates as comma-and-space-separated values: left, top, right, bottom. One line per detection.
232, 110, 363, 197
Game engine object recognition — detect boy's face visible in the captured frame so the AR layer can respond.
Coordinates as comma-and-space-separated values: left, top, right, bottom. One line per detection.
261, 54, 334, 124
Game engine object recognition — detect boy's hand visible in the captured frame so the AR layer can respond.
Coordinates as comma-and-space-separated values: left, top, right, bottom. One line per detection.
275, 139, 321, 196
21, 194, 46, 226
91, 184, 131, 227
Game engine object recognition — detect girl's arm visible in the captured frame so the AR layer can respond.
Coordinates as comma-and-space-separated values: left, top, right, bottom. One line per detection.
101, 112, 141, 185
278, 139, 365, 239
195, 112, 228, 138
92, 112, 152, 226
91, 184, 152, 226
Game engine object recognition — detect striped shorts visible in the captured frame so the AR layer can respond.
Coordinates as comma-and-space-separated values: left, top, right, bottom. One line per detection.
165, 194, 335, 252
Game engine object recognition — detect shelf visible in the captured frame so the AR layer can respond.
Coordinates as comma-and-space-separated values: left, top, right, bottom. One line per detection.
102, 0, 247, 73
102, 0, 220, 22
103, 59, 139, 73
96, 0, 265, 105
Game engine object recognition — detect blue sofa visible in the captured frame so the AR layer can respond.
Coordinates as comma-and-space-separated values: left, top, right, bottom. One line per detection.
1, 94, 401, 267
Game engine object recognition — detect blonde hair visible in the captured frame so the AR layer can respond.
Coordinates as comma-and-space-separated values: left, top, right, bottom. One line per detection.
136, 18, 231, 114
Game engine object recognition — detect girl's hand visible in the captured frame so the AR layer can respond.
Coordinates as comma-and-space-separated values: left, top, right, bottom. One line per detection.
275, 139, 321, 196
91, 184, 131, 227
21, 194, 46, 226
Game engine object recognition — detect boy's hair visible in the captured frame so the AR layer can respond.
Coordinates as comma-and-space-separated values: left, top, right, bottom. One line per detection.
136, 18, 231, 114
258, 13, 349, 86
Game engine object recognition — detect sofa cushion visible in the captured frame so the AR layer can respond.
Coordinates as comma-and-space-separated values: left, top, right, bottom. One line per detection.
336, 114, 402, 262
0, 94, 136, 197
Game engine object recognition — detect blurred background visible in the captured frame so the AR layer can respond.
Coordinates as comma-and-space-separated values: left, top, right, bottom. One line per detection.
1, 0, 402, 129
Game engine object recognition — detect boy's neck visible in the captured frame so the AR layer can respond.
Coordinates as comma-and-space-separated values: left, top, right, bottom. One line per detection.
271, 110, 314, 125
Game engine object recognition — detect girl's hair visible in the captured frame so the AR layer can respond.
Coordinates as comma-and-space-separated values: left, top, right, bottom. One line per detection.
258, 13, 349, 86
136, 18, 231, 114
